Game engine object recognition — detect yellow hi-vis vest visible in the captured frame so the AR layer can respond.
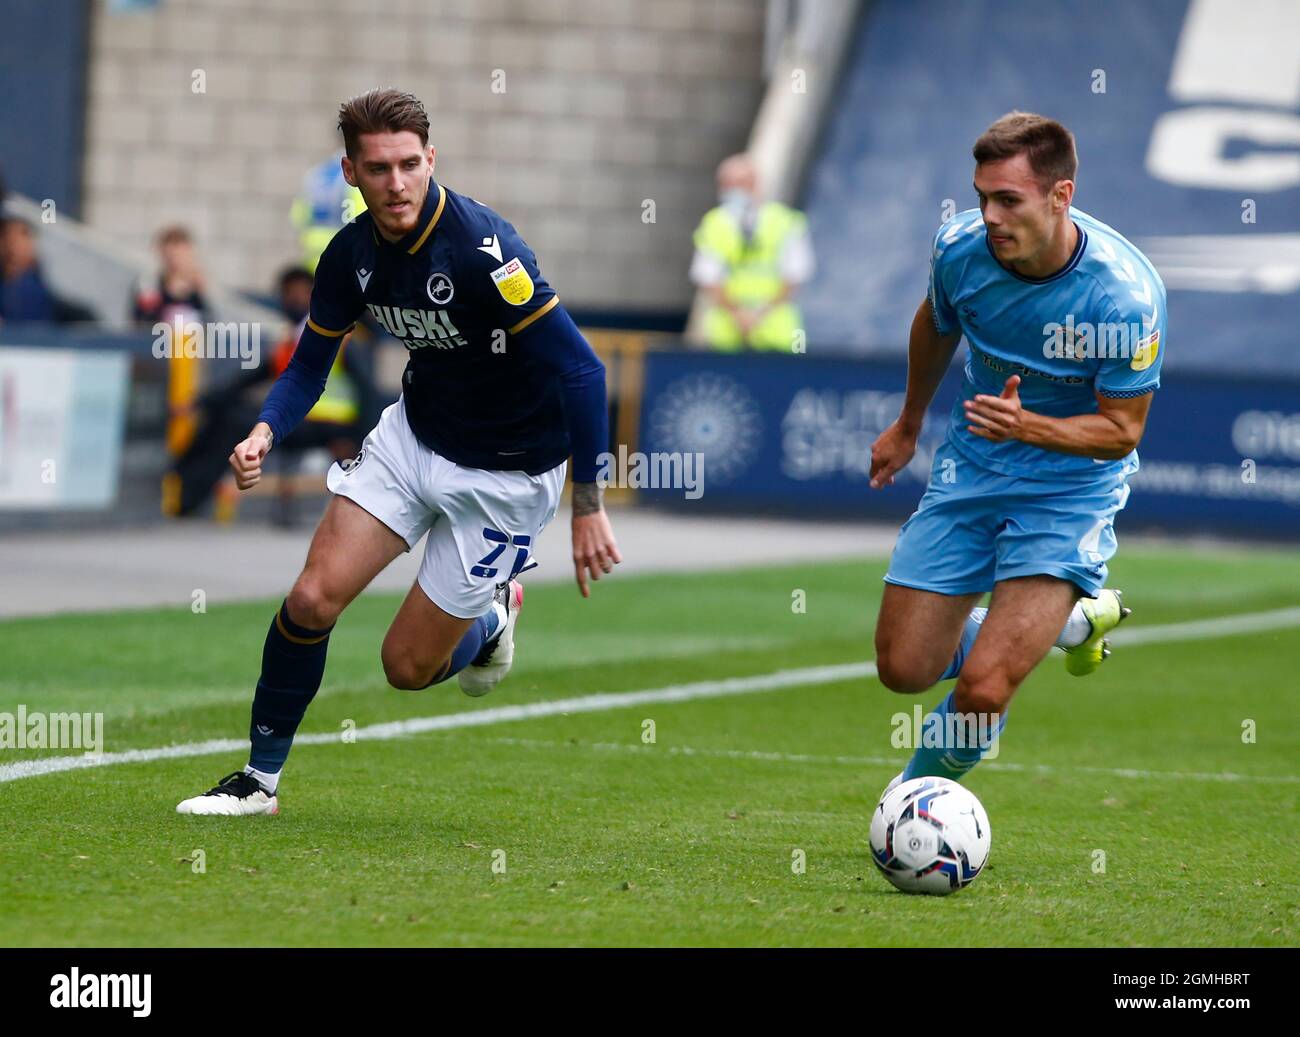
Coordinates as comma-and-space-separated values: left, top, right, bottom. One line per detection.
307, 349, 359, 425
273, 321, 359, 426
291, 173, 366, 274
694, 201, 806, 352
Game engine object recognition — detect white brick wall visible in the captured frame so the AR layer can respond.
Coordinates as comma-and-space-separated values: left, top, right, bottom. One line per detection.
83, 0, 766, 311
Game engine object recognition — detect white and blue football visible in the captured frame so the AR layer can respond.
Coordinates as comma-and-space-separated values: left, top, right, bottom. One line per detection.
870, 776, 991, 895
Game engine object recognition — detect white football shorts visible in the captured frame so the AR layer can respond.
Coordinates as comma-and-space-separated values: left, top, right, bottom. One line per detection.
325, 399, 565, 619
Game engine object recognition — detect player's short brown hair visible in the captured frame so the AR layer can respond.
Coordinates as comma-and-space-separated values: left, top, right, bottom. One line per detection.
337, 88, 430, 159
973, 112, 1077, 193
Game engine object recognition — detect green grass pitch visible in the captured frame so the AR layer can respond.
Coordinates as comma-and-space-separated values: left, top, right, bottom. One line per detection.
1, 545, 1297, 947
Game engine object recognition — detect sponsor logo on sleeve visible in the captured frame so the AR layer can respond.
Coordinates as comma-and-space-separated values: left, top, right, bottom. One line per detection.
1130, 329, 1160, 371
490, 257, 535, 306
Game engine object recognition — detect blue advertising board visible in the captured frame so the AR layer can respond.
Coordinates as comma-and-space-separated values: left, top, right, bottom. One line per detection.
636, 350, 1300, 538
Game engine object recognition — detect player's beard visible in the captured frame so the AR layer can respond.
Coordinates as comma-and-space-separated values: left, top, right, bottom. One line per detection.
375, 178, 429, 239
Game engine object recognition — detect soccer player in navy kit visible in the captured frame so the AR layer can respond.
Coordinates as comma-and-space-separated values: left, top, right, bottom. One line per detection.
179, 89, 621, 815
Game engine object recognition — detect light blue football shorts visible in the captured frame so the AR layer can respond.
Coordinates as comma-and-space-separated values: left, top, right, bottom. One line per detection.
884, 436, 1136, 598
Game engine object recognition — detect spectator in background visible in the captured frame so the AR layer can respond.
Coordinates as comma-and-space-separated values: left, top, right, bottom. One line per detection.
133, 224, 209, 326
0, 216, 97, 324
165, 265, 376, 526
291, 152, 366, 273
689, 153, 814, 352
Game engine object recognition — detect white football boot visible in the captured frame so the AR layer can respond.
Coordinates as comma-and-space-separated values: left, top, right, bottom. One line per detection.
883, 771, 905, 798
176, 770, 279, 816
458, 579, 524, 697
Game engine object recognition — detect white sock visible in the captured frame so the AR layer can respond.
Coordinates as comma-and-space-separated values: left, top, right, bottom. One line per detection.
244, 764, 280, 795
1056, 600, 1093, 648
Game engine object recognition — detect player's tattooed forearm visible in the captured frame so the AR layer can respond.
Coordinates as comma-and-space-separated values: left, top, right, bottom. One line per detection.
572, 482, 602, 516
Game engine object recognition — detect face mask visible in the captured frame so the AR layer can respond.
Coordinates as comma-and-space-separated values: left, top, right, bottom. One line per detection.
719, 188, 753, 218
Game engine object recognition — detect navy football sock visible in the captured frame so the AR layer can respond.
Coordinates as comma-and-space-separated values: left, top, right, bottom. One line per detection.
421, 610, 500, 688
248, 600, 333, 774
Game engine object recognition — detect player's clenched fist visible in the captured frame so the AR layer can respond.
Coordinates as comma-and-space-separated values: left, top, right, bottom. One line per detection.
229, 424, 273, 490
869, 418, 920, 489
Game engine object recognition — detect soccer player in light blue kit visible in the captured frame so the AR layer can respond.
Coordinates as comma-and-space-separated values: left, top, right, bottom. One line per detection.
870, 112, 1164, 788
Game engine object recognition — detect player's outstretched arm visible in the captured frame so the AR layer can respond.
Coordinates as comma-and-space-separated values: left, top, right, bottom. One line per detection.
514, 299, 623, 597
870, 297, 962, 488
479, 217, 623, 594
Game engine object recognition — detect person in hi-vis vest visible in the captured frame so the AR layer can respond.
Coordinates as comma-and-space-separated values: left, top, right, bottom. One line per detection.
690, 153, 815, 351
291, 152, 367, 273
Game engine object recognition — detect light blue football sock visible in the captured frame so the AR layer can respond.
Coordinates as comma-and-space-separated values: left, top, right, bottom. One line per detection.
901, 690, 1007, 781
939, 607, 987, 680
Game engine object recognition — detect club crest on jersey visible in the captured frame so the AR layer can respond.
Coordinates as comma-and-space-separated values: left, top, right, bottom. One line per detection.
426, 272, 454, 305
490, 257, 534, 306
1059, 325, 1085, 362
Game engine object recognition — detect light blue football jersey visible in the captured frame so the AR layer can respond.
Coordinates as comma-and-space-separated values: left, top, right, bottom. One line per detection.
928, 206, 1166, 482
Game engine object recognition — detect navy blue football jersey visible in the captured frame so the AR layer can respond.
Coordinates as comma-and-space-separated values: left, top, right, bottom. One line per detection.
306, 178, 577, 475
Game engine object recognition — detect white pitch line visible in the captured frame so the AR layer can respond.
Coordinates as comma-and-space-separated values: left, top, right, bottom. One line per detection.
1109, 605, 1300, 646
0, 662, 875, 784
2, 603, 1298, 786
478, 737, 1300, 785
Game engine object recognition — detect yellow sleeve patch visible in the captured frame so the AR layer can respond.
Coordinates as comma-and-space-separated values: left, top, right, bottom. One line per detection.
490, 257, 535, 306
1130, 330, 1159, 371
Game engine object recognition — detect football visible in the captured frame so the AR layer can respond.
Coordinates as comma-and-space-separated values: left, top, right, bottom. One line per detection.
869, 777, 991, 895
